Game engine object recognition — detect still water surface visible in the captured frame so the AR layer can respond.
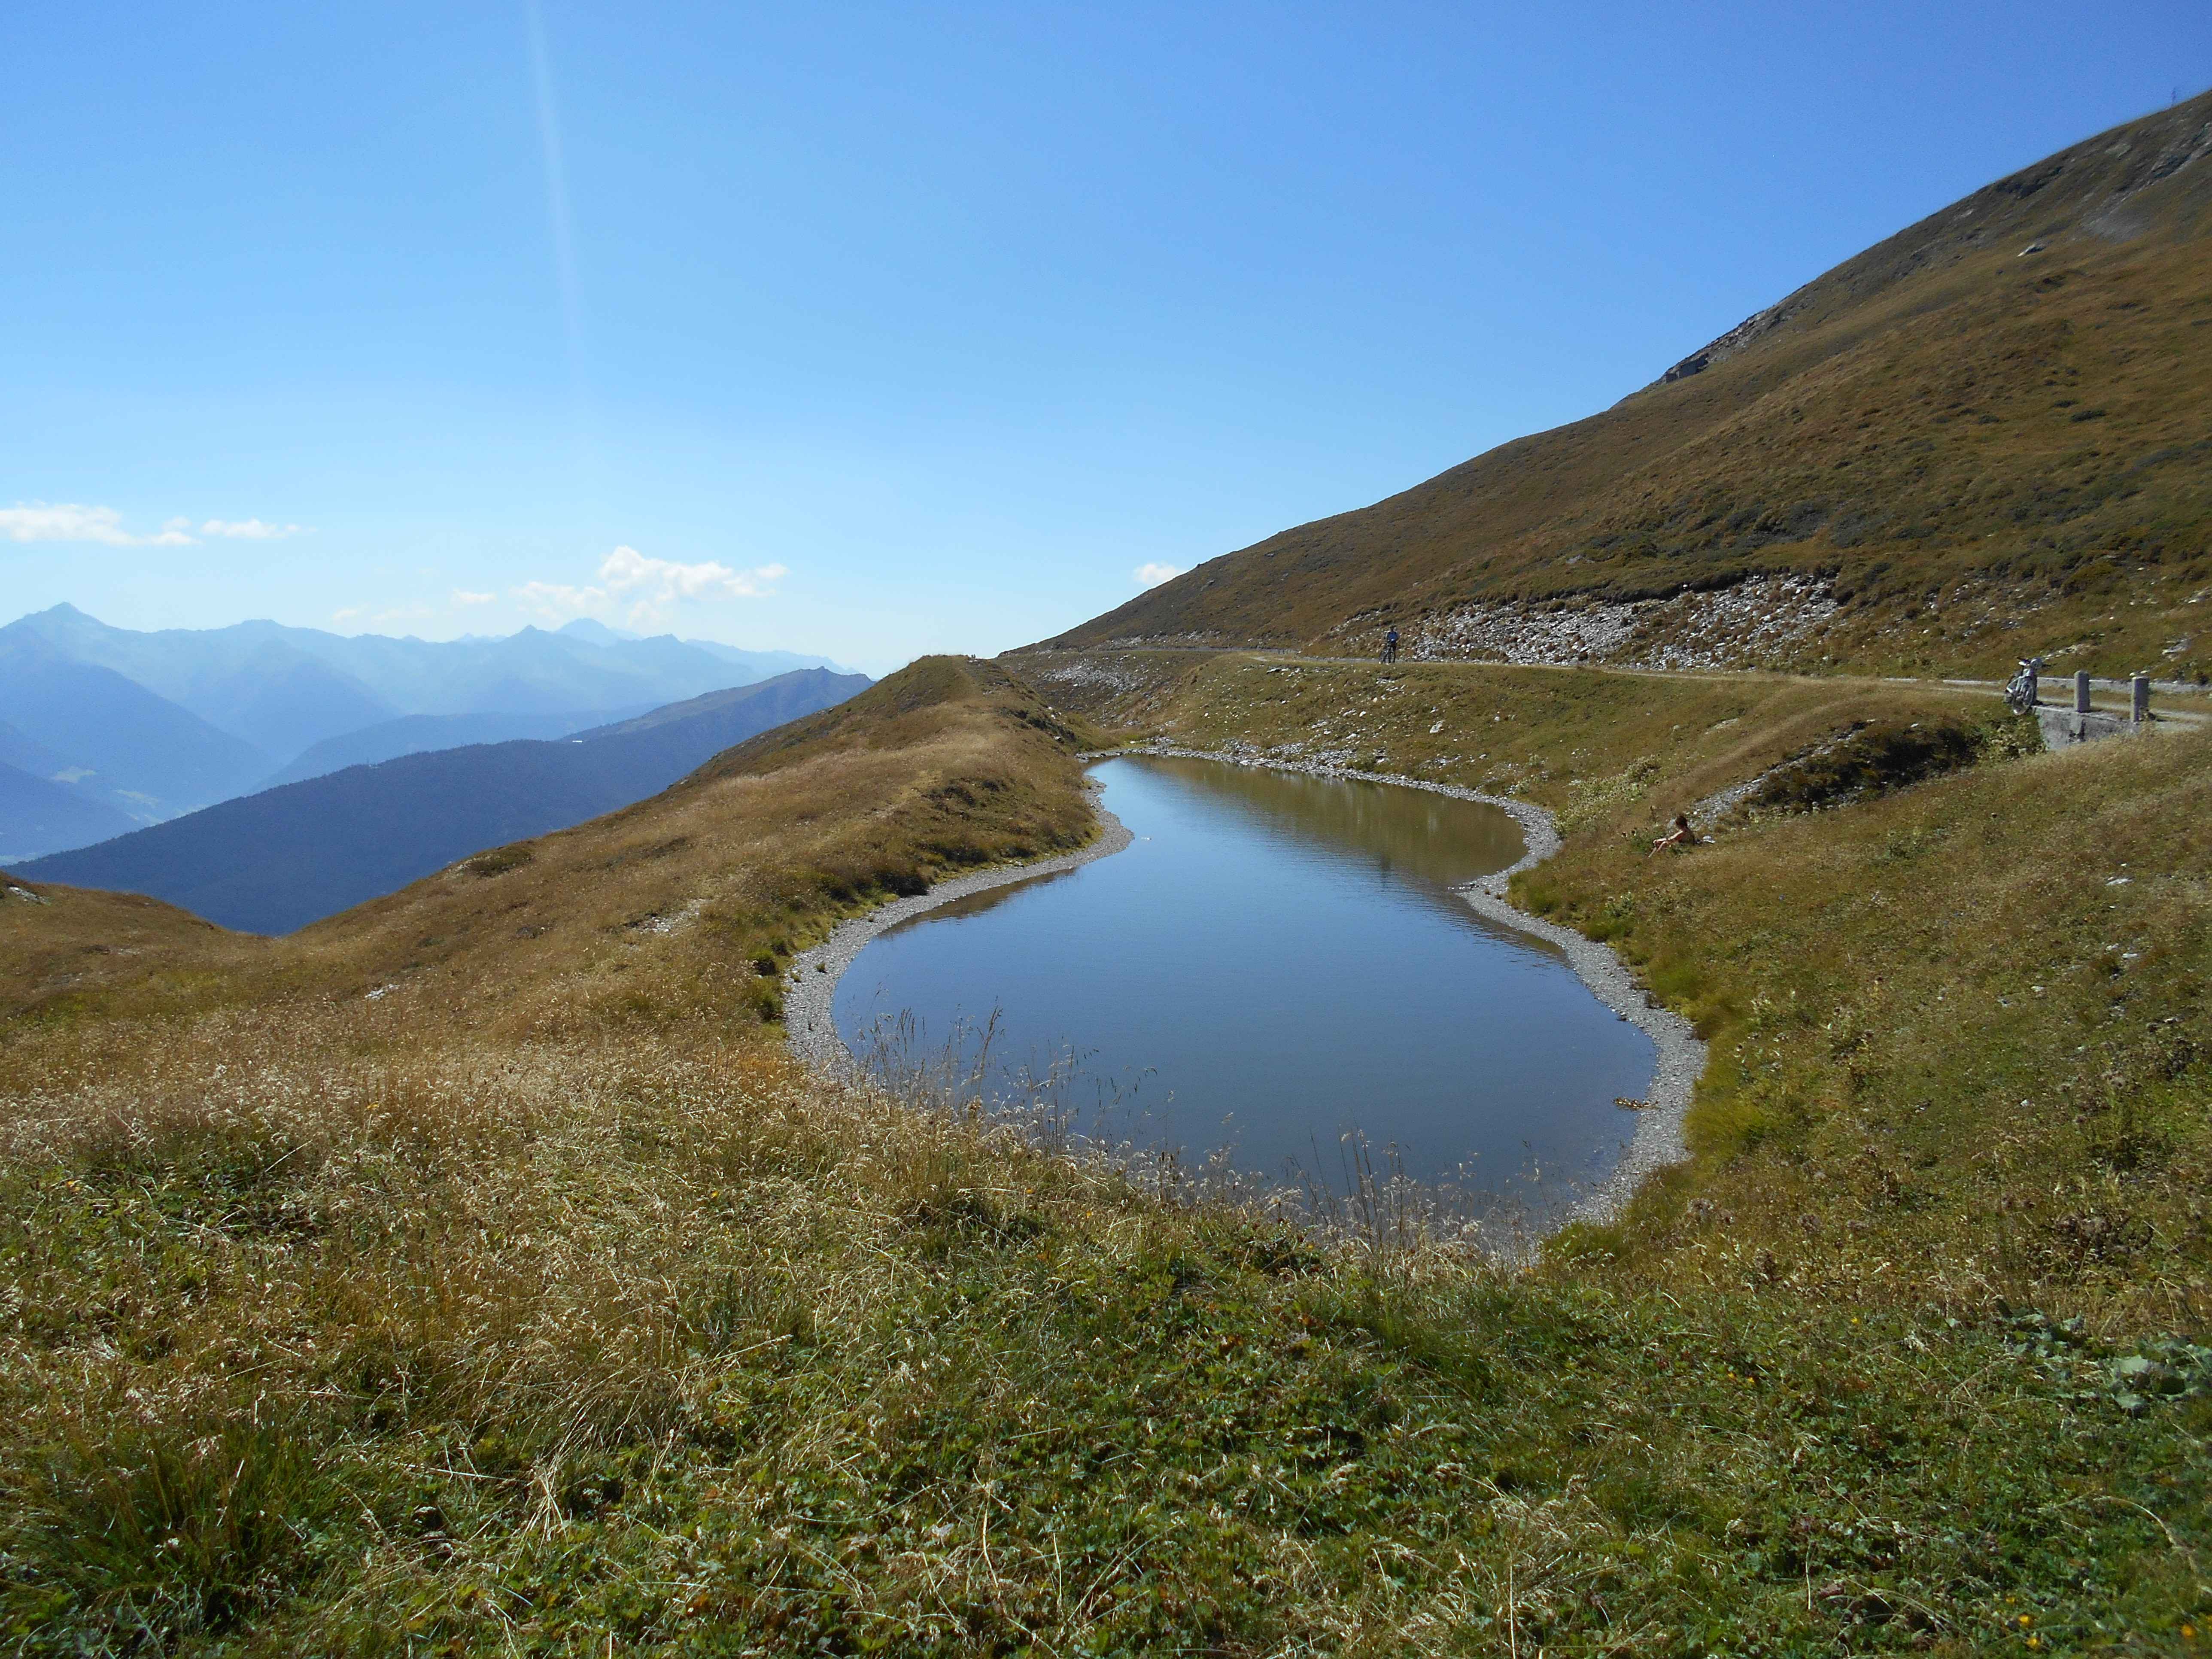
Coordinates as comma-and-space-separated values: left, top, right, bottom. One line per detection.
835, 757, 1653, 1214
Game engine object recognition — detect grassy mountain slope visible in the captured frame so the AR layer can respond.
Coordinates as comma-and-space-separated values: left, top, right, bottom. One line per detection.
1042, 91, 2212, 680
573, 674, 859, 742
255, 709, 633, 791
3, 650, 2209, 1649
254, 670, 873, 793
12, 669, 871, 935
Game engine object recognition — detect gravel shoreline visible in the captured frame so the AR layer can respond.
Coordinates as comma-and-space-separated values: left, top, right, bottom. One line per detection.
787, 744, 1704, 1233
784, 778, 1134, 1075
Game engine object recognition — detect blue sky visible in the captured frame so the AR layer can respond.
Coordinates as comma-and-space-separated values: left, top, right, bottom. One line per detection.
5, 3, 2206, 673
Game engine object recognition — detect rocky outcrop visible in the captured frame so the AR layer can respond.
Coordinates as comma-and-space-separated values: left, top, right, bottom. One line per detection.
1658, 289, 1809, 383
1402, 573, 1841, 672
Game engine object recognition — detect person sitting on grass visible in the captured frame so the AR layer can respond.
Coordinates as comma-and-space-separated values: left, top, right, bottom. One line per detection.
1651, 813, 1695, 853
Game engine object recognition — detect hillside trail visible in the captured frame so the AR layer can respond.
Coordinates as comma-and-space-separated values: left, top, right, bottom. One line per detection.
1027, 646, 2212, 727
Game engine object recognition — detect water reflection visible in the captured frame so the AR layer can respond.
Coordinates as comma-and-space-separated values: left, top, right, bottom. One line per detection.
835, 756, 1653, 1218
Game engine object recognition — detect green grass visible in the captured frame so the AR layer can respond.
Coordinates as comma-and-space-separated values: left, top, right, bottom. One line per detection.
4, 651, 2211, 1651
5, 1041, 2208, 1654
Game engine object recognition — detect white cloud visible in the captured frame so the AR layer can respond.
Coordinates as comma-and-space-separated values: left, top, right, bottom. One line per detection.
512, 546, 788, 628
513, 580, 610, 623
201, 518, 307, 540
332, 605, 368, 623
0, 503, 307, 546
1, 502, 194, 546
1134, 561, 1185, 588
452, 589, 497, 606
601, 544, 786, 608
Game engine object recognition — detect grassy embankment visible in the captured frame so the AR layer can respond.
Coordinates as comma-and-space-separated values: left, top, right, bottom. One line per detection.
3, 649, 2209, 1652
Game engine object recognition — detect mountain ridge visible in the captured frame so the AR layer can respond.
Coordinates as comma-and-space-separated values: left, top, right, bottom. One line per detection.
0, 605, 863, 854
11, 668, 871, 933
0, 630, 273, 820
3, 605, 857, 741
254, 708, 650, 792
1034, 90, 2212, 682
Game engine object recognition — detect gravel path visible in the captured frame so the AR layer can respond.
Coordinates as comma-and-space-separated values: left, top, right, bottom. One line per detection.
787, 745, 1704, 1234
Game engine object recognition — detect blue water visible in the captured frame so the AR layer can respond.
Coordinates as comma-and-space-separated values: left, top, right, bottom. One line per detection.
835, 756, 1654, 1213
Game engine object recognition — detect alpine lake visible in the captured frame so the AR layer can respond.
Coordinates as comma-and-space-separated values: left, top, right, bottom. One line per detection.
835, 755, 1656, 1224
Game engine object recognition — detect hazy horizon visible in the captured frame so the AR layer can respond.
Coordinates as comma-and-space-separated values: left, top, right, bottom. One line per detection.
2, 599, 857, 667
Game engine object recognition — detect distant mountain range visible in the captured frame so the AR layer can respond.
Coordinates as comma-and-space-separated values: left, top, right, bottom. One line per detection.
0, 629, 272, 836
12, 668, 871, 934
0, 604, 857, 859
0, 759, 139, 858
